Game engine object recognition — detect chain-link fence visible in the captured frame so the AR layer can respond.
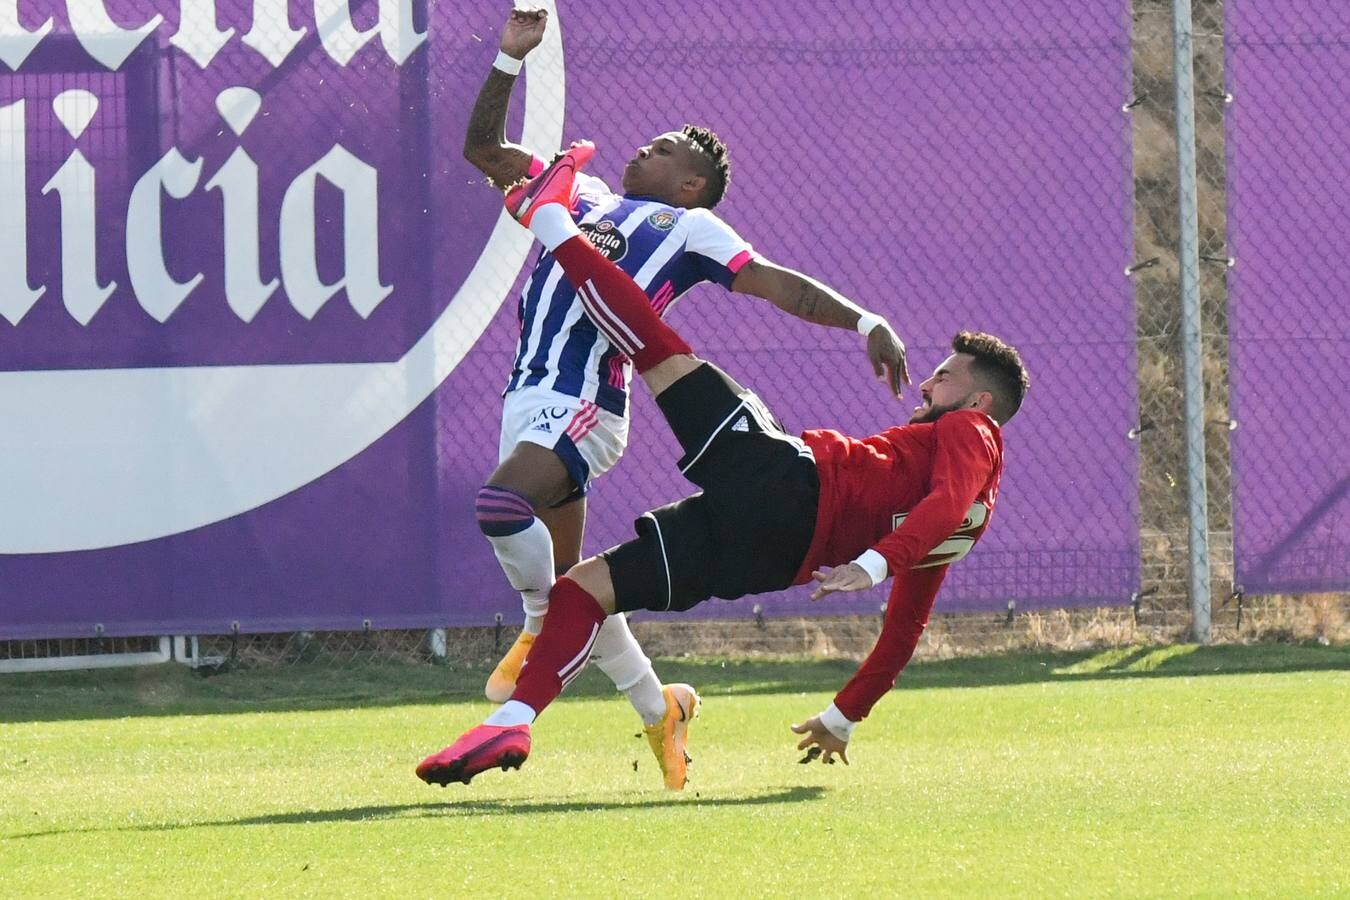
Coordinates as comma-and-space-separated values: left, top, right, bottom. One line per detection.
1122, 0, 1347, 651
1129, 0, 1235, 637
1223, 0, 1350, 601
2, 1, 1346, 669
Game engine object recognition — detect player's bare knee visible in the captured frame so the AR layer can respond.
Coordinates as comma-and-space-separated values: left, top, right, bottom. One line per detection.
565, 557, 618, 614
486, 443, 575, 509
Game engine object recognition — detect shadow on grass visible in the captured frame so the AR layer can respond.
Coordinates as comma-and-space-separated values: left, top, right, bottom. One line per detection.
3, 785, 827, 840
2, 642, 1345, 724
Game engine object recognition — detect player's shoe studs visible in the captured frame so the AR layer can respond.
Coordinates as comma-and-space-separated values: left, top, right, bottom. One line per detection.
485, 630, 535, 703
415, 723, 531, 786
505, 140, 596, 226
643, 683, 700, 791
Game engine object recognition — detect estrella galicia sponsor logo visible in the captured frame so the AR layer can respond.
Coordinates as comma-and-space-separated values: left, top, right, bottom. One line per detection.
646, 210, 677, 231
581, 220, 628, 262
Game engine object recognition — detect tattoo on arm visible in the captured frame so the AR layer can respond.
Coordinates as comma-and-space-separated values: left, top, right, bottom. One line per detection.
463, 70, 532, 189
793, 280, 825, 322
735, 260, 865, 330
779, 271, 860, 329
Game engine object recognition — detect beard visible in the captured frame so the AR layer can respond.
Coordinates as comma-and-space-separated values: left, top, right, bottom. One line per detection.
908, 398, 967, 425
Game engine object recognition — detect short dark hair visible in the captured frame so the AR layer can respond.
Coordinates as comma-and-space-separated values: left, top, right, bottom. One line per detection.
952, 331, 1029, 424
681, 124, 731, 208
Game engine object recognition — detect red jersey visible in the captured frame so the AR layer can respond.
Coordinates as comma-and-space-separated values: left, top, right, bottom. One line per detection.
794, 409, 1004, 722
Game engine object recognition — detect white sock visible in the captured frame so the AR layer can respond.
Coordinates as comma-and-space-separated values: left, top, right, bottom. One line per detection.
522, 610, 547, 636
624, 672, 667, 727
592, 614, 666, 725
531, 202, 582, 251
484, 700, 536, 727
486, 518, 555, 635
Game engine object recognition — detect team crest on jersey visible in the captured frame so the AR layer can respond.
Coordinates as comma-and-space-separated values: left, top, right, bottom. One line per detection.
581, 220, 628, 262
646, 210, 677, 231
892, 501, 991, 569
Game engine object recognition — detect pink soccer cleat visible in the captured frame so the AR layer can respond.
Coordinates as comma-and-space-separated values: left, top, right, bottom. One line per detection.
415, 723, 531, 786
504, 140, 595, 226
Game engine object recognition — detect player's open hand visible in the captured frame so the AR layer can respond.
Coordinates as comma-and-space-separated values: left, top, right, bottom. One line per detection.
810, 563, 874, 600
868, 323, 910, 398
791, 716, 850, 765
501, 7, 548, 59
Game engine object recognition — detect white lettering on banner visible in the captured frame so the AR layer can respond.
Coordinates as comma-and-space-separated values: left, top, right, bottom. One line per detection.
3, 88, 389, 323
0, 99, 44, 326
241, 0, 307, 67
40, 90, 115, 326
206, 88, 279, 322
67, 0, 163, 70
314, 0, 425, 67
0, 0, 53, 69
170, 0, 235, 68
127, 149, 205, 322
0, 0, 428, 70
0, 1, 565, 553
280, 145, 392, 319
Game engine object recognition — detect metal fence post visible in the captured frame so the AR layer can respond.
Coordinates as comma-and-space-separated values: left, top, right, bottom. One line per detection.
1170, 0, 1212, 643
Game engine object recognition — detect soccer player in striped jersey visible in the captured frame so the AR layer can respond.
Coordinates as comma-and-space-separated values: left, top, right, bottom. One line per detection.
461, 8, 908, 789
415, 145, 1029, 787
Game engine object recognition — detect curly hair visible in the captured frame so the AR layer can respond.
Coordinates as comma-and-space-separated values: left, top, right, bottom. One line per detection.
681, 123, 732, 208
952, 331, 1029, 424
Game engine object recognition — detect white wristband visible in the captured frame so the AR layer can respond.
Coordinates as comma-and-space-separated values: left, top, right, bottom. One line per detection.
851, 549, 889, 587
493, 50, 524, 76
855, 311, 886, 337
819, 703, 858, 742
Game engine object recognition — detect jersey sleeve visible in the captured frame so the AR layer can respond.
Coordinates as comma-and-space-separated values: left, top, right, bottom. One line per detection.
681, 208, 756, 288
575, 171, 614, 198
869, 411, 998, 574
833, 564, 948, 721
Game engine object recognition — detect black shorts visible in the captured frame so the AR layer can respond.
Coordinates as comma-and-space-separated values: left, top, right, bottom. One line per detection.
603, 363, 819, 613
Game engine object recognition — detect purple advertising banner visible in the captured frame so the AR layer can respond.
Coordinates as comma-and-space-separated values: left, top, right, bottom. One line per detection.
1225, 2, 1350, 594
1, 1, 1138, 638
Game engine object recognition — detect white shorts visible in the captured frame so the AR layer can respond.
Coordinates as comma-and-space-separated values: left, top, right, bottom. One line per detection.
499, 387, 630, 500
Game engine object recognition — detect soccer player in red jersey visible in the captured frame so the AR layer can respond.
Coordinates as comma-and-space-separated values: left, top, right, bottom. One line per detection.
416, 146, 1029, 786
461, 8, 909, 790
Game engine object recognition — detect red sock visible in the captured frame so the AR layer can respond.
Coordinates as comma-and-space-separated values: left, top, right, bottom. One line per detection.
553, 236, 693, 373
510, 576, 607, 714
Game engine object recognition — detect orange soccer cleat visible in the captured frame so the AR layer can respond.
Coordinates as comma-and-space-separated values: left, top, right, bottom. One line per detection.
643, 683, 701, 791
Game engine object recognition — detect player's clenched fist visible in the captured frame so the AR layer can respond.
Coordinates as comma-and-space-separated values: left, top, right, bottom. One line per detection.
501, 7, 548, 59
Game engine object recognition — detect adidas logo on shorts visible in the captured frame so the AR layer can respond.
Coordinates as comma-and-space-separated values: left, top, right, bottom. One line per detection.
731, 417, 749, 433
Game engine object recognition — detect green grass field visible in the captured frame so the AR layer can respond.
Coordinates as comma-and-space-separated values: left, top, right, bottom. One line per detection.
2, 643, 1347, 897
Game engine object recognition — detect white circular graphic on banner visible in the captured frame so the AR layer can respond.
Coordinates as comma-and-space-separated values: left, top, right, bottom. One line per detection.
0, 5, 566, 553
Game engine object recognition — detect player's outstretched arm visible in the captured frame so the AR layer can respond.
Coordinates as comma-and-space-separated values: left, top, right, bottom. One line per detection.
463, 8, 548, 189
730, 258, 910, 396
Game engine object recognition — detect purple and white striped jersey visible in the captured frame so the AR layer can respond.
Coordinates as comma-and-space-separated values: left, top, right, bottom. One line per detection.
505, 165, 755, 417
